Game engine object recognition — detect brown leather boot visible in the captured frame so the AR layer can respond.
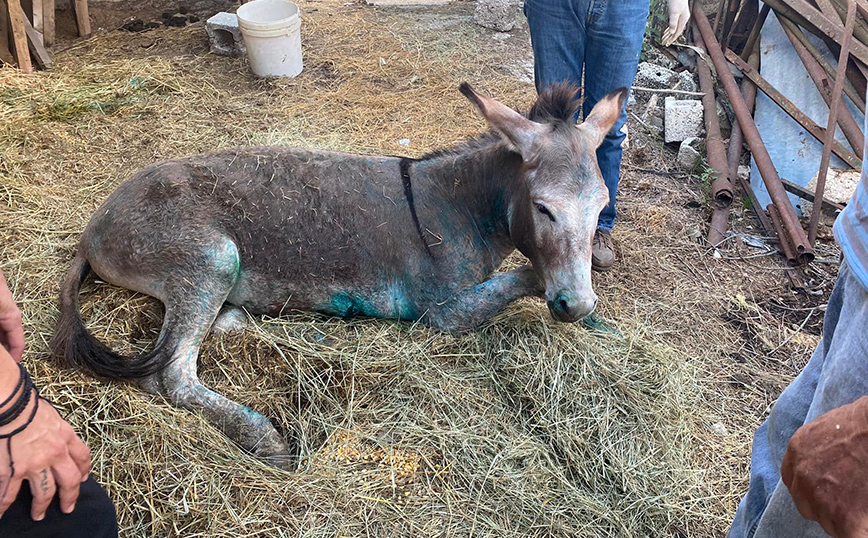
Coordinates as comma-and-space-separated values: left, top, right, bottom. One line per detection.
592, 229, 615, 272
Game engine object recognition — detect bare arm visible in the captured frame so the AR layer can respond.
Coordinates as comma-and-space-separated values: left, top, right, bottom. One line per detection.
0, 270, 24, 362
0, 270, 92, 522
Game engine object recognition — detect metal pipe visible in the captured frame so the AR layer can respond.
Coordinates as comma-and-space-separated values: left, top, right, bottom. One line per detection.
694, 29, 733, 208
810, 0, 858, 245
778, 12, 865, 158
777, 14, 865, 113
726, 49, 862, 168
694, 25, 734, 245
741, 3, 770, 60
762, 0, 868, 65
693, 4, 815, 264
728, 47, 776, 237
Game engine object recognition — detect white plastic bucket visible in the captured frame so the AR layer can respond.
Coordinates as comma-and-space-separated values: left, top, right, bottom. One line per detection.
236, 0, 303, 78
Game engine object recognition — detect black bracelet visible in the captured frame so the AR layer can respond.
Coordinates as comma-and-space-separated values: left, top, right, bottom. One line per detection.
0, 363, 25, 409
0, 387, 39, 440
0, 366, 32, 428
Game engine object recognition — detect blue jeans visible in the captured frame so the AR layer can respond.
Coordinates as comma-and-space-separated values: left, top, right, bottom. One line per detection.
523, 0, 648, 231
728, 259, 868, 538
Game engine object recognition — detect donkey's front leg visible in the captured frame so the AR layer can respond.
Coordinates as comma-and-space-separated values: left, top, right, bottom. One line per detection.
424, 265, 544, 331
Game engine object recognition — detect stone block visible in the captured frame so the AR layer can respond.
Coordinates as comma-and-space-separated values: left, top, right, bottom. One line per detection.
473, 0, 516, 32
206, 12, 246, 57
635, 62, 679, 89
664, 97, 704, 143
677, 137, 703, 172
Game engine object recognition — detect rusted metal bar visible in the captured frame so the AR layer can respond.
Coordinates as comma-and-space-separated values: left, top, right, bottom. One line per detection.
725, 0, 757, 52
714, 0, 729, 37
695, 32, 733, 208
778, 13, 865, 157
767, 203, 799, 263
810, 0, 857, 245
729, 47, 777, 236
829, 0, 868, 44
726, 49, 863, 168
694, 4, 815, 264
741, 3, 770, 60
772, 0, 868, 65
781, 178, 847, 213
777, 15, 865, 113
723, 0, 743, 40
694, 27, 734, 245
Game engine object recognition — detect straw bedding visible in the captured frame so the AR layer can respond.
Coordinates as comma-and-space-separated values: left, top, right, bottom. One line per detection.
0, 1, 830, 535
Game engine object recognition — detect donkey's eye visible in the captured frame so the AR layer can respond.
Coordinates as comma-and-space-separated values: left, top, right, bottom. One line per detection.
536, 203, 556, 222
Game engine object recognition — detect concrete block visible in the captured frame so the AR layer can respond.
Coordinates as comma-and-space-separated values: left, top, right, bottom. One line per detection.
677, 137, 702, 172
677, 70, 698, 94
664, 97, 704, 143
206, 12, 246, 57
801, 168, 860, 219
474, 0, 516, 32
635, 62, 679, 89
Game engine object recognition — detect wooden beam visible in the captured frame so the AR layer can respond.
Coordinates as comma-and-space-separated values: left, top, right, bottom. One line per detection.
72, 0, 89, 36
0, 0, 12, 64
43, 0, 53, 47
6, 0, 31, 73
21, 5, 50, 68
32, 0, 43, 45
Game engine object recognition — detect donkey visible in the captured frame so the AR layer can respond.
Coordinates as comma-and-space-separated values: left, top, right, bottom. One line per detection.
52, 83, 626, 466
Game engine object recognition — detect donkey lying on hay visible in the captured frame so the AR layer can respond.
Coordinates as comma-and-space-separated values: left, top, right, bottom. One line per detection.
52, 83, 627, 466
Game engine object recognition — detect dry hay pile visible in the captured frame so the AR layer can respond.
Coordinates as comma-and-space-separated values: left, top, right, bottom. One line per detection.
0, 0, 823, 536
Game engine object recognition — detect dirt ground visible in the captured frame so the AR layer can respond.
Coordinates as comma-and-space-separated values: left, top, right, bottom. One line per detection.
0, 0, 841, 536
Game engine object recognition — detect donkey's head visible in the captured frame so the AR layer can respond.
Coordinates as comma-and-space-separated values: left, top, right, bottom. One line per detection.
460, 83, 627, 322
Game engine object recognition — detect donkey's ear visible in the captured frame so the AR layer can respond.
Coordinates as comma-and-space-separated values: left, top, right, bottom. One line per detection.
460, 82, 546, 158
578, 87, 628, 147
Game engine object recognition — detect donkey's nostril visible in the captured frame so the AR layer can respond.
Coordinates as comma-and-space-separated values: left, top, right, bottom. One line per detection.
556, 295, 573, 315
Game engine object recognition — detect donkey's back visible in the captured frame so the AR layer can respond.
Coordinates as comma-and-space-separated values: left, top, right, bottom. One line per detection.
82, 146, 440, 321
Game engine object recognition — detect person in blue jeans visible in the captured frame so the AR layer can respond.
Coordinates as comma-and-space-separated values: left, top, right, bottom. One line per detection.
726, 117, 868, 535
523, 0, 689, 270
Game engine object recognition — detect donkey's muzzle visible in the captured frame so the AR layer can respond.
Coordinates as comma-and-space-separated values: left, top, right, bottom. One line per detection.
548, 291, 597, 323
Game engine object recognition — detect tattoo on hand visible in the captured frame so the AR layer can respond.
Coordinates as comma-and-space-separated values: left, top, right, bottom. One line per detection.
40, 470, 48, 494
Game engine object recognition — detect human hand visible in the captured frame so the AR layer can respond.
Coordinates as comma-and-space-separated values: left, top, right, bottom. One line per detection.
662, 0, 690, 47
0, 270, 24, 362
782, 396, 868, 538
0, 394, 91, 521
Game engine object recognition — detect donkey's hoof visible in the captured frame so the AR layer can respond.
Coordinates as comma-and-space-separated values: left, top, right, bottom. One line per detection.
212, 306, 248, 334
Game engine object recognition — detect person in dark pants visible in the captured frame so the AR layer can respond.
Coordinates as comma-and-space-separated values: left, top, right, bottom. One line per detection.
0, 269, 118, 537
523, 0, 689, 271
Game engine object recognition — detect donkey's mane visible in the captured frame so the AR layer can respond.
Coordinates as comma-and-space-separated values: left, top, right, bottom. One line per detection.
417, 83, 581, 162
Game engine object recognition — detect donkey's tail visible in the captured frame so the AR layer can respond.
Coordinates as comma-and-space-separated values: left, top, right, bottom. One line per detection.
51, 253, 171, 379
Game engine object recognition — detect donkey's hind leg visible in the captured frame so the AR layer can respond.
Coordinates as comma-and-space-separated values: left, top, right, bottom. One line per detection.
138, 243, 294, 468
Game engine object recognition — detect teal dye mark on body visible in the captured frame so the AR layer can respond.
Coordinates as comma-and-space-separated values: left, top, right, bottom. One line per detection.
328, 292, 379, 318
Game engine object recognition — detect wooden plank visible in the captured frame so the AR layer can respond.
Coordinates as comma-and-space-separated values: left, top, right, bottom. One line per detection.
72, 0, 89, 36
32, 0, 42, 45
43, 0, 53, 47
21, 4, 50, 68
0, 0, 11, 63
7, 0, 31, 73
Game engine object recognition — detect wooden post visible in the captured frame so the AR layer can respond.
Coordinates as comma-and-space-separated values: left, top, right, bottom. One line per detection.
71, 0, 89, 36
0, 0, 12, 64
32, 0, 43, 45
43, 0, 54, 47
22, 8, 51, 68
7, 0, 31, 73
